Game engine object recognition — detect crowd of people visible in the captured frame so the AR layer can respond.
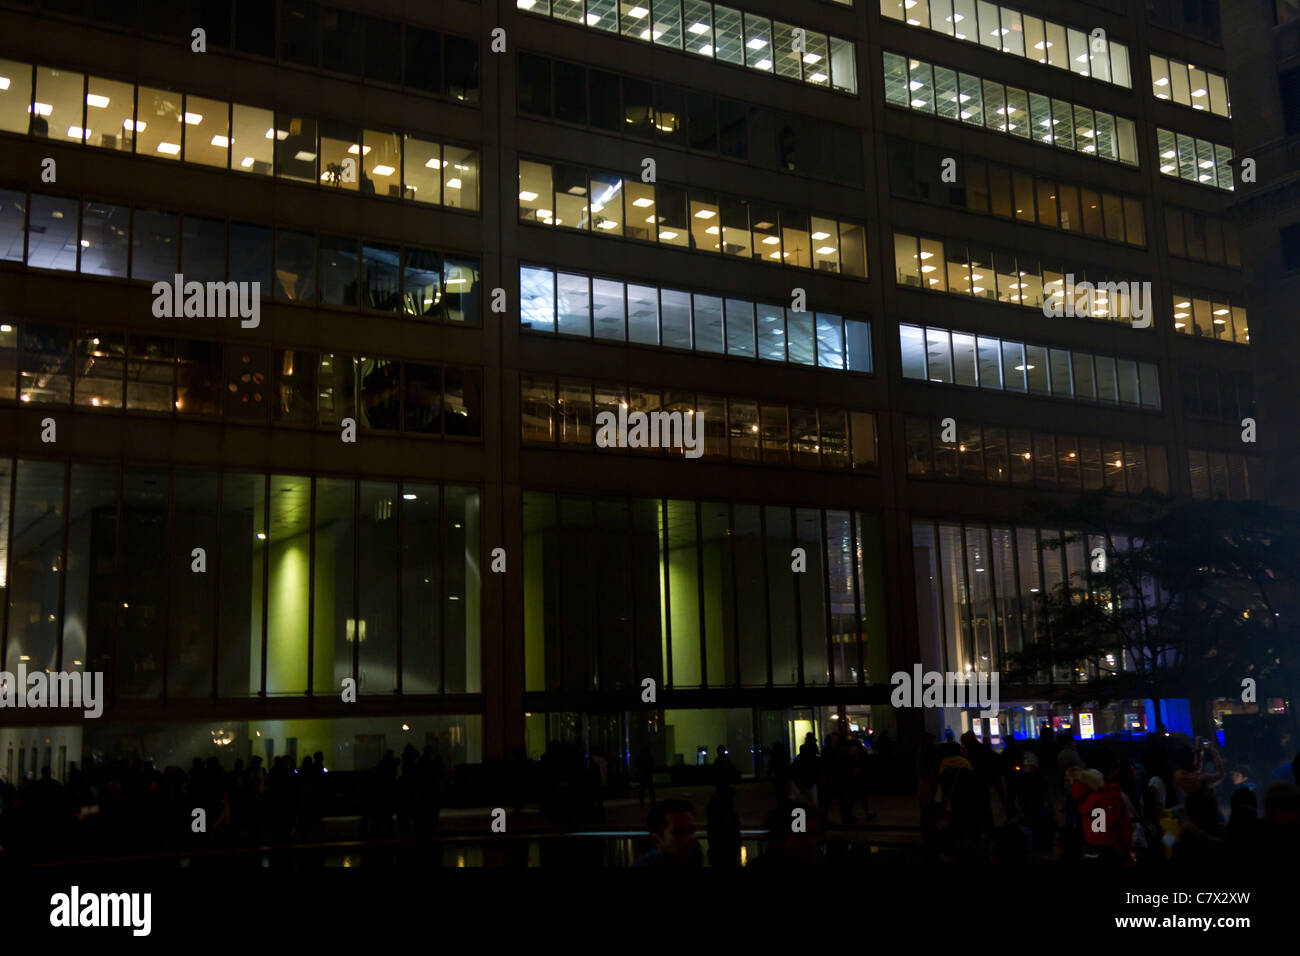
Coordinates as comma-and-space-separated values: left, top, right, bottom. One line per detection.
3, 723, 1299, 868
634, 724, 1300, 868
912, 723, 1300, 868
0, 744, 448, 862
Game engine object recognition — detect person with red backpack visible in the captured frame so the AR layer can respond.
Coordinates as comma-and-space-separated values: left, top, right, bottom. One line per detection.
1067, 764, 1133, 866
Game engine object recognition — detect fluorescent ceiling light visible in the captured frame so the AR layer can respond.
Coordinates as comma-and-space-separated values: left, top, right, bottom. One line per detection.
294, 150, 316, 161
694, 209, 716, 219
628, 5, 648, 17
372, 164, 395, 176
183, 112, 203, 125
747, 38, 767, 50
688, 22, 709, 34
210, 134, 229, 147
446, 178, 462, 189
519, 191, 538, 201
86, 93, 110, 108
157, 142, 181, 154
632, 197, 654, 207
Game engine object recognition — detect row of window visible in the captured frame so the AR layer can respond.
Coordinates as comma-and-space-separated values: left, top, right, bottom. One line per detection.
1151, 54, 1231, 117
6, 0, 480, 102
1171, 293, 1249, 344
893, 232, 1154, 328
913, 520, 1121, 679
1188, 450, 1256, 501
0, 60, 481, 209
1165, 205, 1241, 267
520, 374, 878, 471
888, 140, 1147, 247
904, 416, 1170, 496
517, 52, 864, 185
517, 159, 869, 276
883, 53, 1140, 166
1180, 362, 1254, 424
899, 325, 1162, 410
518, 264, 872, 370
0, 190, 482, 323
0, 322, 484, 436
0, 460, 483, 698
524, 492, 886, 691
1157, 129, 1234, 192
515, 0, 858, 93
880, 0, 1133, 89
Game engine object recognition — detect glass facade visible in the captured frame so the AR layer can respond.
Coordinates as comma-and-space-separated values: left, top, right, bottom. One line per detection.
899, 324, 1162, 410
516, 0, 858, 93
881, 0, 1132, 89
1, 320, 482, 437
893, 230, 1151, 326
1, 58, 479, 208
517, 52, 864, 184
1170, 292, 1249, 343
0, 188, 480, 323
904, 416, 1169, 495
1187, 450, 1256, 500
0, 464, 481, 699
889, 140, 1146, 246
518, 159, 868, 275
1150, 54, 1231, 116
883, 53, 1139, 165
519, 264, 871, 369
1156, 128, 1234, 191
521, 373, 877, 470
524, 492, 887, 692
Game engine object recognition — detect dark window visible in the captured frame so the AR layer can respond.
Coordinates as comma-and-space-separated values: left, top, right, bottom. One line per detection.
234, 0, 275, 56
364, 18, 402, 84
686, 92, 717, 152
319, 235, 360, 307
746, 106, 777, 169
181, 215, 226, 282
589, 70, 620, 130
273, 228, 316, 303
321, 8, 363, 74
198, 0, 232, 48
554, 61, 587, 125
139, 0, 194, 37
404, 364, 441, 433
518, 54, 552, 117
279, 0, 321, 67
833, 126, 863, 185
1282, 67, 1300, 135
362, 242, 400, 312
718, 99, 747, 159
444, 35, 479, 104
405, 28, 442, 93
1282, 223, 1300, 270
230, 222, 272, 288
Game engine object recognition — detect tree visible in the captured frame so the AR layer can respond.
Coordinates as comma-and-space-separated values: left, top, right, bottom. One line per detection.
1005, 491, 1300, 740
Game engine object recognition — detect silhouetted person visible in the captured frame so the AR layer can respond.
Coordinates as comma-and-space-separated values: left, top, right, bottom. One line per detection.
755, 802, 823, 867
636, 744, 656, 808
713, 745, 739, 789
706, 783, 742, 867
767, 740, 790, 799
634, 799, 701, 866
